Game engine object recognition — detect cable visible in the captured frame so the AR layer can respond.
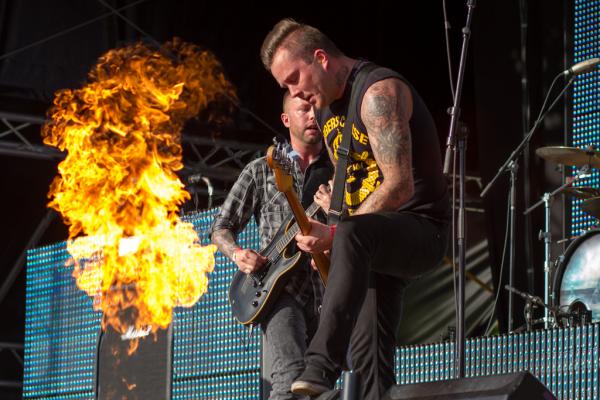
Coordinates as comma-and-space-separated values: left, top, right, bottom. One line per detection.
442, 0, 456, 99
537, 76, 575, 125
515, 74, 574, 163
484, 187, 512, 335
533, 73, 566, 127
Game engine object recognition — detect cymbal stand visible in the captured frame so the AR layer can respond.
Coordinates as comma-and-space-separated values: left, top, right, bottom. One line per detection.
523, 164, 591, 328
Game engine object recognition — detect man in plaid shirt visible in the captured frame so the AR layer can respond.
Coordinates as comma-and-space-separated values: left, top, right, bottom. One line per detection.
210, 92, 333, 400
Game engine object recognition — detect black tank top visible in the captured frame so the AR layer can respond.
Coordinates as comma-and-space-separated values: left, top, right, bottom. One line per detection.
316, 60, 450, 222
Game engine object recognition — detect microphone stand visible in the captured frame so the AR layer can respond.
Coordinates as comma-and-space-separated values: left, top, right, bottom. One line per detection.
480, 73, 575, 333
443, 0, 476, 380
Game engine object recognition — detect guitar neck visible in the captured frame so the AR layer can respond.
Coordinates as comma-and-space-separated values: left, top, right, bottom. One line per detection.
282, 191, 329, 285
269, 202, 321, 257
283, 192, 313, 235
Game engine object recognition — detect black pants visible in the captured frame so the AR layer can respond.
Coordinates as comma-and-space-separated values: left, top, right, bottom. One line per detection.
305, 211, 449, 400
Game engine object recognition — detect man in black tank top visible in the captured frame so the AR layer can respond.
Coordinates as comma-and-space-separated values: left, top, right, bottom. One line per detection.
261, 18, 450, 399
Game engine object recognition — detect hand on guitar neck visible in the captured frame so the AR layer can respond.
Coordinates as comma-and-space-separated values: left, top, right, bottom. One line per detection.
294, 218, 333, 254
306, 182, 333, 271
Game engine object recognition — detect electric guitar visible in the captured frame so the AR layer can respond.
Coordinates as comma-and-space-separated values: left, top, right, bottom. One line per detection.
228, 141, 330, 325
228, 201, 322, 325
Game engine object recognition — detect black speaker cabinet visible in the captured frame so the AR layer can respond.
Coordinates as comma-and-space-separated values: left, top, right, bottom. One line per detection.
96, 324, 172, 400
382, 372, 556, 400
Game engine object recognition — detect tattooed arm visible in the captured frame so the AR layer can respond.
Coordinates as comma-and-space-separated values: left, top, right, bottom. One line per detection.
211, 229, 239, 261
209, 165, 266, 274
354, 78, 414, 215
211, 228, 267, 274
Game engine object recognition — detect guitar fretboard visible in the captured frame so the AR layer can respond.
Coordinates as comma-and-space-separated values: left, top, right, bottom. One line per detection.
265, 202, 321, 262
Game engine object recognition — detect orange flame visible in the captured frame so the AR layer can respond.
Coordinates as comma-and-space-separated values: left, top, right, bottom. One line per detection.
42, 39, 236, 335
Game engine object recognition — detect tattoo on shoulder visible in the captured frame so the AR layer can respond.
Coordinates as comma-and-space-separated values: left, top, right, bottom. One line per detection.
363, 80, 412, 166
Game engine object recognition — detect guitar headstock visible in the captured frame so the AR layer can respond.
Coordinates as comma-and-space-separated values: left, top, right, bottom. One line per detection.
266, 138, 297, 194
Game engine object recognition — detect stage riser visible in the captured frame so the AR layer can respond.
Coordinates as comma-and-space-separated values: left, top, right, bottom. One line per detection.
25, 209, 599, 400
396, 324, 600, 400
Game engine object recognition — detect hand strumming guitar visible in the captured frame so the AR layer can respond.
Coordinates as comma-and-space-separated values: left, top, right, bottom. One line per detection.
233, 248, 268, 274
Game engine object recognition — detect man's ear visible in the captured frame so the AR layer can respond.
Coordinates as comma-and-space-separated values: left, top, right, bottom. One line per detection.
281, 112, 290, 128
314, 49, 328, 68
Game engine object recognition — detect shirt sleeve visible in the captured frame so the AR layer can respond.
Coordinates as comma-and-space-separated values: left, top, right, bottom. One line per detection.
209, 164, 258, 238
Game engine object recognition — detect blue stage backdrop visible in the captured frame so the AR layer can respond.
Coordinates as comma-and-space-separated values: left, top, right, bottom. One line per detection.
570, 0, 600, 235
559, 0, 600, 324
23, 207, 430, 399
23, 205, 600, 400
24, 208, 261, 399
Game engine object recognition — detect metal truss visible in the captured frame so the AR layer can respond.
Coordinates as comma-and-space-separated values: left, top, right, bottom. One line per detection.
0, 342, 23, 389
0, 109, 265, 196
180, 135, 264, 206
0, 111, 61, 160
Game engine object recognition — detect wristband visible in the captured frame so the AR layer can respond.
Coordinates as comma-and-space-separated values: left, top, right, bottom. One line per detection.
329, 224, 337, 243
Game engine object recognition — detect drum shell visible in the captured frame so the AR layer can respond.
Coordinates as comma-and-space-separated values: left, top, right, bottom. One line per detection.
552, 229, 600, 323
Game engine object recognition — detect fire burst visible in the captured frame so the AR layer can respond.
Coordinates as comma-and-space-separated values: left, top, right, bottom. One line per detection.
42, 39, 235, 335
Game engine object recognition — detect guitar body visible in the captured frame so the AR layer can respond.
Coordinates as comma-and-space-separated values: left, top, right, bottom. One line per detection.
228, 219, 308, 325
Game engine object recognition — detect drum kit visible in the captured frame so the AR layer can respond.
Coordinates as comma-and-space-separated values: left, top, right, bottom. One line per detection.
521, 145, 600, 330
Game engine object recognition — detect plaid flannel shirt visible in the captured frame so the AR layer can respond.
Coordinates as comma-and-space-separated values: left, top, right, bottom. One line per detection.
210, 154, 326, 311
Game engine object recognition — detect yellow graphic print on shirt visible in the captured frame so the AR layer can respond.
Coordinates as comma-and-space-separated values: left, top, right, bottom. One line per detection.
324, 116, 381, 214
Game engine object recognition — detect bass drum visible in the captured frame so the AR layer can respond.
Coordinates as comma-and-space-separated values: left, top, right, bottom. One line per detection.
553, 229, 600, 323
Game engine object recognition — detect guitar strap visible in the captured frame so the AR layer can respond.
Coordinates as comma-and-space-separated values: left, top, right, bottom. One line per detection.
327, 63, 377, 225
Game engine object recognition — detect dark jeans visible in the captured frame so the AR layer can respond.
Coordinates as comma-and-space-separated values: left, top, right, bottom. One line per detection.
305, 211, 449, 400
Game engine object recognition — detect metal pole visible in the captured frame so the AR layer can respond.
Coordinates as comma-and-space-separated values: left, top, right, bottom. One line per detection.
508, 161, 518, 332
542, 193, 552, 328
342, 370, 359, 400
442, 0, 476, 379
457, 133, 467, 378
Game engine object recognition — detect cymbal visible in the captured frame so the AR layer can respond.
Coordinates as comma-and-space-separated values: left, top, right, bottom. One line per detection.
561, 186, 600, 199
535, 146, 600, 167
581, 197, 600, 219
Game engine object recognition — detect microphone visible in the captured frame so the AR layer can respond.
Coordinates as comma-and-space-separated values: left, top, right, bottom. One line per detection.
443, 119, 467, 175
443, 145, 453, 175
562, 58, 600, 76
